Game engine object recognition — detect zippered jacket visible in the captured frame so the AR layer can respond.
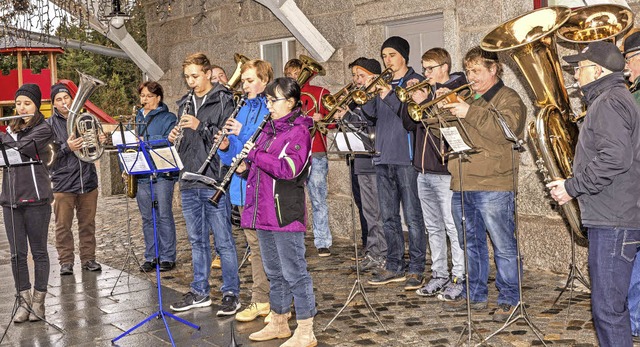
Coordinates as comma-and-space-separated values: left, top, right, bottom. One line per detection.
241, 110, 313, 232
565, 72, 640, 229
47, 110, 98, 194
361, 67, 423, 166
218, 95, 269, 206
176, 84, 234, 190
0, 114, 54, 207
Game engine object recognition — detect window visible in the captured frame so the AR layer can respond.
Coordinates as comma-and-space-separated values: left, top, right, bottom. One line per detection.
385, 14, 444, 73
260, 38, 296, 78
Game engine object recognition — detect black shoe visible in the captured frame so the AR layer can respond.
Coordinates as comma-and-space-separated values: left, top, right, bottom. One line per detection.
367, 269, 406, 285
443, 297, 487, 312
633, 335, 640, 343
493, 303, 516, 322
217, 292, 241, 317
60, 263, 73, 276
318, 248, 331, 257
170, 292, 212, 312
404, 273, 425, 291
139, 261, 156, 272
82, 260, 102, 271
159, 261, 176, 272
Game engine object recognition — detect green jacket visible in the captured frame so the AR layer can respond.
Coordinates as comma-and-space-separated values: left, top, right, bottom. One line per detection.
630, 77, 640, 105
448, 80, 527, 191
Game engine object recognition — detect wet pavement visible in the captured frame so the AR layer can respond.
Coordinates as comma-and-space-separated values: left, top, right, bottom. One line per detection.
0, 190, 617, 346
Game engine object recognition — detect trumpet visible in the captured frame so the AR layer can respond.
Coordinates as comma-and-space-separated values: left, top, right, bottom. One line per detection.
396, 78, 432, 103
407, 82, 475, 122
352, 68, 394, 105
322, 82, 356, 111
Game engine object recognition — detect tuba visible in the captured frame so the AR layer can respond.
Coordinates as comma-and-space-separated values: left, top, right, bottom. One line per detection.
224, 53, 250, 103
481, 5, 632, 244
66, 71, 106, 162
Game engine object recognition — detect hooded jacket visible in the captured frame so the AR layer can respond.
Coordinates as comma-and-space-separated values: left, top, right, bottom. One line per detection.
400, 72, 468, 174
565, 72, 640, 229
241, 110, 313, 232
361, 67, 424, 166
176, 84, 234, 190
218, 94, 270, 206
0, 114, 54, 207
135, 102, 178, 180
447, 80, 526, 191
46, 109, 99, 194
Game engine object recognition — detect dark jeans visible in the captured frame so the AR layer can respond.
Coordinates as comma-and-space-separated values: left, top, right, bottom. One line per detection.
137, 177, 177, 263
3, 204, 51, 292
375, 164, 426, 274
588, 227, 640, 347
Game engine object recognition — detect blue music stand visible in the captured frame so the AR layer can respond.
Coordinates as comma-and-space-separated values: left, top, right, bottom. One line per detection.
112, 139, 199, 346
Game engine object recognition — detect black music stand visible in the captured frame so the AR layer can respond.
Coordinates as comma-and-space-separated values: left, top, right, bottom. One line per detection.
320, 119, 388, 333
478, 106, 547, 346
551, 225, 590, 314
112, 139, 198, 347
0, 139, 64, 344
109, 122, 149, 296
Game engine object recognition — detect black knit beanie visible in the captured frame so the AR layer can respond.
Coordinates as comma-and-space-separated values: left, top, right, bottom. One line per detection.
15, 83, 42, 110
381, 36, 410, 64
50, 83, 72, 102
354, 58, 382, 75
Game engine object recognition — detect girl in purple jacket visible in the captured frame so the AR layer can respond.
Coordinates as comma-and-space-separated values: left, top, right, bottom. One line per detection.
241, 77, 317, 346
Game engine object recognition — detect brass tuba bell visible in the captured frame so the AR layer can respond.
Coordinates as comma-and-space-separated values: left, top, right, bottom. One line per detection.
66, 70, 106, 163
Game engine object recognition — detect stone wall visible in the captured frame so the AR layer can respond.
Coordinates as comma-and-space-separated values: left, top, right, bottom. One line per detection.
141, 0, 640, 273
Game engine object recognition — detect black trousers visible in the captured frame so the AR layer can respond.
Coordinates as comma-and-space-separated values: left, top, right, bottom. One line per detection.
3, 204, 51, 292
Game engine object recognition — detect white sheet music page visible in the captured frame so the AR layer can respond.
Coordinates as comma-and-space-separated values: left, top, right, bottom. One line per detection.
119, 151, 151, 174
150, 146, 184, 170
112, 130, 139, 146
440, 126, 472, 153
335, 132, 366, 152
0, 148, 23, 166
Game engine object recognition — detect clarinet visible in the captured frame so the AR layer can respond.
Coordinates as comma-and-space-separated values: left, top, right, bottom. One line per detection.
209, 113, 271, 206
174, 88, 194, 150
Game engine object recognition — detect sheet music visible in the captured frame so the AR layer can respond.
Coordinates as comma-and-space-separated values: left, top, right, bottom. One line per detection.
112, 130, 138, 146
440, 127, 472, 153
119, 151, 150, 174
0, 148, 23, 166
335, 132, 367, 152
150, 146, 184, 171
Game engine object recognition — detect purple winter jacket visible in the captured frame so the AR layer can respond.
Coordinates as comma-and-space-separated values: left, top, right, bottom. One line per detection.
241, 110, 313, 232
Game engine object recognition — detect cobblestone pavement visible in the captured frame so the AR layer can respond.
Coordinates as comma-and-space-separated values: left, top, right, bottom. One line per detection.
38, 191, 611, 346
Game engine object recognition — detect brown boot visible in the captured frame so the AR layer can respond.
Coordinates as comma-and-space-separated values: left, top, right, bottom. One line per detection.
249, 312, 292, 341
29, 290, 46, 321
280, 318, 317, 347
14, 290, 31, 323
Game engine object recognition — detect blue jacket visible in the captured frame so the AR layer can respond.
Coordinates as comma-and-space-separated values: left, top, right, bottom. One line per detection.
218, 95, 269, 206
241, 110, 313, 232
136, 102, 177, 142
361, 67, 424, 166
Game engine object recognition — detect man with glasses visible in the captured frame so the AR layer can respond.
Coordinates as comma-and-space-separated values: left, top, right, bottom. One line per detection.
168, 53, 241, 316
399, 48, 467, 301
440, 47, 526, 323
623, 32, 640, 344
548, 41, 640, 347
364, 36, 427, 292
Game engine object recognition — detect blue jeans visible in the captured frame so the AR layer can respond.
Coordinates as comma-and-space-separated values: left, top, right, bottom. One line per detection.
181, 188, 239, 296
588, 227, 640, 347
375, 164, 426, 274
630, 251, 640, 337
257, 230, 316, 320
137, 177, 177, 262
451, 191, 519, 306
417, 173, 464, 279
307, 155, 332, 249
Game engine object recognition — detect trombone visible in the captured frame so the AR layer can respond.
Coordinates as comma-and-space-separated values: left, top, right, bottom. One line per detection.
396, 78, 432, 103
407, 82, 475, 122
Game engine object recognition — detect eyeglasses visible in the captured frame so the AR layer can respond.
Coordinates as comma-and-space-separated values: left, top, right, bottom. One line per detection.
625, 52, 640, 64
573, 64, 597, 73
266, 97, 287, 104
140, 93, 158, 99
422, 63, 443, 74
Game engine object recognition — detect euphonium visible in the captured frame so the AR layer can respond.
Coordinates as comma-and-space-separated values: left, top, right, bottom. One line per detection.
396, 78, 432, 103
352, 67, 394, 105
407, 82, 474, 122
480, 5, 632, 244
66, 70, 106, 163
224, 53, 249, 92
296, 55, 326, 87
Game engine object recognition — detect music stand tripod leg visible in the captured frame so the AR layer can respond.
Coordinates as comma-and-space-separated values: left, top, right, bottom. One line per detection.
552, 227, 590, 313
